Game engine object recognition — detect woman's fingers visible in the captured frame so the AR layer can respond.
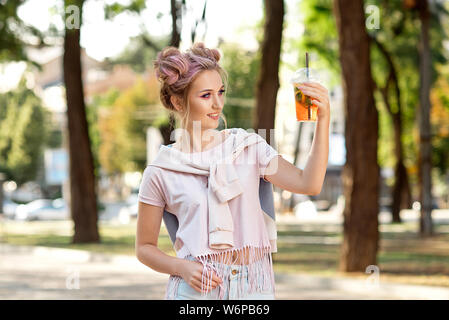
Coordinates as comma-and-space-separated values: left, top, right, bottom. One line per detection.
311, 99, 325, 108
298, 87, 327, 103
188, 261, 223, 293
191, 276, 221, 293
190, 279, 203, 293
300, 81, 328, 95
212, 272, 223, 286
296, 82, 331, 119
298, 82, 328, 99
192, 271, 221, 287
190, 278, 207, 292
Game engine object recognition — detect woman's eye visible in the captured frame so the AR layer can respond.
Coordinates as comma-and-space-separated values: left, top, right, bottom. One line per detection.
201, 90, 225, 98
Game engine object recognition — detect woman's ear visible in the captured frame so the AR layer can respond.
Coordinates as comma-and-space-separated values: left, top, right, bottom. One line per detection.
170, 96, 184, 112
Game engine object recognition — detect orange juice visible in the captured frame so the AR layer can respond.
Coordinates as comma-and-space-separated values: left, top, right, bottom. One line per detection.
293, 84, 317, 121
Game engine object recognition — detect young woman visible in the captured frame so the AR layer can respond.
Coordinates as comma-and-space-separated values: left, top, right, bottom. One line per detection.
136, 42, 330, 300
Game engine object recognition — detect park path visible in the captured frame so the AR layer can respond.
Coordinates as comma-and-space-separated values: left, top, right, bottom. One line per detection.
2, 244, 449, 300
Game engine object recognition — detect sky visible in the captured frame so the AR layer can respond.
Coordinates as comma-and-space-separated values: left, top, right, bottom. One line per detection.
16, 0, 270, 61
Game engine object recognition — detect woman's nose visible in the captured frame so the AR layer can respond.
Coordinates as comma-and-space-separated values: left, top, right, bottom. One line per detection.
212, 94, 223, 109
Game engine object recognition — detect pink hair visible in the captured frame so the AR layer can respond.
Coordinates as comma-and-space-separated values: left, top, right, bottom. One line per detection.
153, 42, 228, 112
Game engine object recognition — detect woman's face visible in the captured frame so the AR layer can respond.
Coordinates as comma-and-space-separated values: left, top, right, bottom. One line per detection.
185, 69, 225, 132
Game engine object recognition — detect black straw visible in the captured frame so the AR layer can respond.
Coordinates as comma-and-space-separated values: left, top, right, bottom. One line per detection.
306, 52, 311, 120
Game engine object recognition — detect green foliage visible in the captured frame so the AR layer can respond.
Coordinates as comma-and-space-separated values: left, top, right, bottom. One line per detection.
367, 2, 420, 174
293, 0, 340, 86
221, 42, 261, 98
106, 34, 169, 73
294, 0, 449, 187
86, 88, 121, 178
94, 78, 160, 175
45, 129, 63, 149
104, 0, 147, 20
0, 0, 27, 62
376, 90, 395, 168
0, 78, 48, 185
103, 0, 169, 73
369, 0, 448, 182
0, 0, 46, 64
219, 42, 261, 129
430, 66, 449, 176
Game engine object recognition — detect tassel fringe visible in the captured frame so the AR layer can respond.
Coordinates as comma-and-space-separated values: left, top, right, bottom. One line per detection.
165, 245, 275, 300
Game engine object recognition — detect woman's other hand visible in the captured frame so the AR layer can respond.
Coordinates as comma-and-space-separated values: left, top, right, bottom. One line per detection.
179, 259, 223, 293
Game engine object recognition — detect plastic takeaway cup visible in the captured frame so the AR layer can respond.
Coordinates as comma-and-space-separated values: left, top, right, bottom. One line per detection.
290, 68, 319, 122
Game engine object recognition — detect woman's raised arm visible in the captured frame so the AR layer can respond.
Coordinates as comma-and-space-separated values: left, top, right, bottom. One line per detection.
264, 81, 330, 195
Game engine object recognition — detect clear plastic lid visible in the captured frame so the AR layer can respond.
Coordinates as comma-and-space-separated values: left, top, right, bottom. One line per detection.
290, 68, 319, 84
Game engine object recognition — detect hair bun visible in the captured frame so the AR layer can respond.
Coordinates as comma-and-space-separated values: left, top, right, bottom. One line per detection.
189, 42, 221, 63
153, 46, 189, 85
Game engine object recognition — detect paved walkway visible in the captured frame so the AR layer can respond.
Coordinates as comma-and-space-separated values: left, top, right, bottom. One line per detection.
2, 244, 449, 300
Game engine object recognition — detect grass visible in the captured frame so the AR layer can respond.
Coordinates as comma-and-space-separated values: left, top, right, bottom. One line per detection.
0, 219, 175, 256
272, 221, 449, 287
1, 218, 449, 287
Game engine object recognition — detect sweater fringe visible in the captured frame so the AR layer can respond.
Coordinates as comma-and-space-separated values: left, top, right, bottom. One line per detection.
165, 245, 274, 300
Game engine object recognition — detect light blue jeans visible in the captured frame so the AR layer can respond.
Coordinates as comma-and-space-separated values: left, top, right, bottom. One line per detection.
168, 256, 275, 300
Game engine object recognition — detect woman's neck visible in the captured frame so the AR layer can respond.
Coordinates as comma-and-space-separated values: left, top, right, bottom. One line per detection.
176, 128, 224, 153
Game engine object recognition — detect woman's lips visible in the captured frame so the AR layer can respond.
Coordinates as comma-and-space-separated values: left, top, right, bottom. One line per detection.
208, 113, 219, 120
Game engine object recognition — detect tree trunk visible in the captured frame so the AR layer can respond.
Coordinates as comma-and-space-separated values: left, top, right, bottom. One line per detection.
254, 0, 284, 145
190, 0, 208, 43
288, 122, 303, 211
371, 35, 413, 223
417, 0, 433, 236
63, 0, 100, 243
379, 80, 410, 223
170, 0, 182, 48
334, 0, 380, 272
161, 0, 184, 146
391, 116, 412, 221
0, 173, 4, 216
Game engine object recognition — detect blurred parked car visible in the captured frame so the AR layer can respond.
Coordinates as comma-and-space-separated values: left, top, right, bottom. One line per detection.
11, 181, 44, 203
15, 198, 69, 221
118, 193, 139, 224
2, 198, 19, 219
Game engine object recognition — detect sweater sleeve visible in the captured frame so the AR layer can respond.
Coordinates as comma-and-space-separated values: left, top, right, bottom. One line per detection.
138, 166, 166, 208
256, 135, 281, 182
